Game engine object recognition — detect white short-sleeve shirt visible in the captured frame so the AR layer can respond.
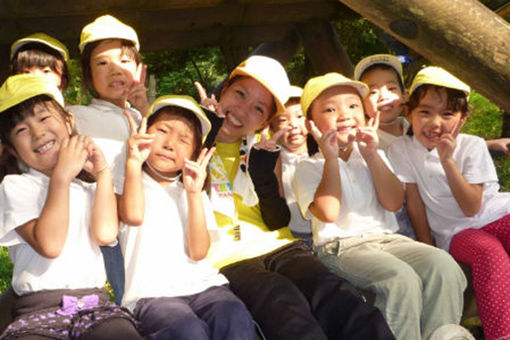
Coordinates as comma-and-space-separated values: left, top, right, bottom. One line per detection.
294, 145, 399, 246
378, 116, 410, 152
387, 134, 510, 250
0, 169, 106, 295
116, 172, 228, 311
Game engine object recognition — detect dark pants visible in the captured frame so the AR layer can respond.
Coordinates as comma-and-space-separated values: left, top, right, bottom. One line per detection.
220, 241, 395, 340
134, 285, 255, 340
100, 243, 125, 305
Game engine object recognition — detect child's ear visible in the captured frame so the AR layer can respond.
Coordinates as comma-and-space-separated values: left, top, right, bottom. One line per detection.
65, 112, 75, 134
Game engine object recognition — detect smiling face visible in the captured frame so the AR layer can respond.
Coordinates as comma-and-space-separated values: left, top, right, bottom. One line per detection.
271, 100, 308, 153
408, 87, 466, 150
361, 67, 405, 124
216, 77, 275, 143
310, 85, 366, 147
90, 39, 139, 107
8, 101, 72, 176
145, 111, 197, 181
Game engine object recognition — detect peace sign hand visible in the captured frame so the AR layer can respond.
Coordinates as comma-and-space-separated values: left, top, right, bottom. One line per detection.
126, 64, 150, 116
357, 111, 380, 159
307, 120, 338, 160
123, 109, 154, 167
438, 118, 464, 163
254, 127, 287, 152
183, 147, 216, 194
194, 82, 225, 118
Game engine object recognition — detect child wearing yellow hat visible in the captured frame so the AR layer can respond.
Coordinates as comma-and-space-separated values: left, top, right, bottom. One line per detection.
387, 66, 510, 340
67, 15, 149, 145
114, 95, 254, 340
10, 33, 70, 91
294, 72, 471, 340
0, 74, 142, 340
196, 56, 395, 340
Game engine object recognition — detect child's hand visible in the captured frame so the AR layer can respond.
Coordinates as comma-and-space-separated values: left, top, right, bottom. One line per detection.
438, 120, 462, 163
194, 82, 225, 118
183, 147, 216, 194
254, 127, 287, 151
54, 135, 90, 182
357, 111, 380, 159
123, 109, 154, 166
83, 137, 109, 177
307, 120, 338, 160
127, 64, 150, 115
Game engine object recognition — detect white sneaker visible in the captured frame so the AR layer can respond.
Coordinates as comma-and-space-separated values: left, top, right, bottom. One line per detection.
429, 324, 475, 340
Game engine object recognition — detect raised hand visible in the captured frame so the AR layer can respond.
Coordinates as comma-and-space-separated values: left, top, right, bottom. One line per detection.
127, 64, 150, 115
82, 137, 109, 177
307, 120, 338, 160
54, 135, 91, 182
123, 109, 154, 166
357, 110, 380, 158
194, 81, 225, 117
254, 127, 287, 151
183, 147, 216, 194
437, 118, 463, 163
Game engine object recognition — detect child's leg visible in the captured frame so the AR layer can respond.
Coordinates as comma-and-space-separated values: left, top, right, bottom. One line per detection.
134, 296, 209, 340
188, 285, 254, 340
79, 318, 142, 340
449, 225, 510, 340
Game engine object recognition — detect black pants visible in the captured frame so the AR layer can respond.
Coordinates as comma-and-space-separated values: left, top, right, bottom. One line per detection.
220, 241, 395, 340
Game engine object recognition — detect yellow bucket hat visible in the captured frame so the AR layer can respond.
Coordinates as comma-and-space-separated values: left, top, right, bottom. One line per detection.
11, 33, 69, 63
0, 74, 65, 113
354, 54, 403, 82
410, 66, 470, 96
229, 56, 290, 115
301, 72, 369, 116
147, 95, 211, 142
79, 15, 140, 53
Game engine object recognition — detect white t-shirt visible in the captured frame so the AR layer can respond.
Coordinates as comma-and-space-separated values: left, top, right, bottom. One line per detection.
115, 172, 227, 311
294, 145, 399, 246
0, 169, 106, 295
387, 134, 510, 250
280, 148, 312, 234
378, 116, 410, 152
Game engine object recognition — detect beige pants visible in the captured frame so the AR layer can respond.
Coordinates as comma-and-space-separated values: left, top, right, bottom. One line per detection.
316, 233, 467, 340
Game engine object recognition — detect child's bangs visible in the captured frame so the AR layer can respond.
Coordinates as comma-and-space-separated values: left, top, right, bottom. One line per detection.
409, 85, 469, 115
0, 95, 66, 145
119, 39, 141, 64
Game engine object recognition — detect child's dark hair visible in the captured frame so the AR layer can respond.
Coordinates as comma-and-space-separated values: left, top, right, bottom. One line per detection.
360, 64, 404, 92
406, 84, 470, 136
11, 43, 69, 90
80, 39, 142, 98
0, 95, 94, 182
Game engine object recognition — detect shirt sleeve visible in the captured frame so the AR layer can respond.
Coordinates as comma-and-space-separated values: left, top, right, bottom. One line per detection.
293, 158, 323, 220
387, 138, 416, 183
0, 175, 43, 246
459, 135, 499, 184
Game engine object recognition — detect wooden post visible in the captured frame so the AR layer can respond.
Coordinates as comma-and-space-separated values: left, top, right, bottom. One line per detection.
297, 20, 354, 77
338, 0, 510, 113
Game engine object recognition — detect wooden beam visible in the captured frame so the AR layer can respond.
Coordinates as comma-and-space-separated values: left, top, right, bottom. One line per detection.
298, 20, 353, 77
339, 0, 510, 113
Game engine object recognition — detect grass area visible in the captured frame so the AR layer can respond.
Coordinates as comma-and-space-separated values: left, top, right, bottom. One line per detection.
0, 93, 509, 295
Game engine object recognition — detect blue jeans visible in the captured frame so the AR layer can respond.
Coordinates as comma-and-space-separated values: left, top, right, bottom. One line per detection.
134, 285, 254, 340
100, 243, 125, 305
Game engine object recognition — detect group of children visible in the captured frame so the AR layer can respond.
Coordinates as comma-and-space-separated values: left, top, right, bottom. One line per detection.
0, 13, 508, 340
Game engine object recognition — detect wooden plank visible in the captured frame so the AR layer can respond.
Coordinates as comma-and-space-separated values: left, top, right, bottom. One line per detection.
339, 0, 510, 113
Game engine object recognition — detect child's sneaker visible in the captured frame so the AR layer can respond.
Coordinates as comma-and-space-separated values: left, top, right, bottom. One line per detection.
429, 324, 475, 340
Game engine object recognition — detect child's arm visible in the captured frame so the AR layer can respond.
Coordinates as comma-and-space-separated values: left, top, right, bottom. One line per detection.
357, 113, 404, 211
118, 112, 154, 225
405, 183, 435, 246
307, 121, 342, 223
486, 137, 510, 156
15, 136, 92, 258
86, 139, 118, 245
438, 125, 483, 217
183, 147, 216, 261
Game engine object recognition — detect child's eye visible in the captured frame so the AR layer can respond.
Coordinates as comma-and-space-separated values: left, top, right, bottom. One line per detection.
323, 107, 335, 113
14, 126, 27, 135
254, 106, 265, 115
157, 128, 167, 134
40, 115, 52, 122
349, 103, 359, 109
442, 111, 454, 117
235, 90, 245, 99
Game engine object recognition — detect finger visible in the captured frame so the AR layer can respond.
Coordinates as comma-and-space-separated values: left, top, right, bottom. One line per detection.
260, 127, 269, 141
306, 120, 322, 141
194, 82, 208, 102
195, 147, 209, 164
371, 111, 380, 130
123, 109, 138, 135
138, 116, 148, 134
139, 64, 147, 84
451, 119, 463, 137
202, 146, 216, 166
270, 127, 288, 143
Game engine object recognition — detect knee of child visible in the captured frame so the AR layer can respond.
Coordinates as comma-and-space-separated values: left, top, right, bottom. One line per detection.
386, 265, 422, 297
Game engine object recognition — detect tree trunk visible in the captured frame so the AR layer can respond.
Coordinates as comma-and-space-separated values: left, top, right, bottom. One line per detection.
338, 0, 510, 113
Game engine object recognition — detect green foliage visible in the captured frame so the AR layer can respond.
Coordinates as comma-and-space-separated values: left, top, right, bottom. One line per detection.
463, 92, 503, 140
0, 247, 12, 293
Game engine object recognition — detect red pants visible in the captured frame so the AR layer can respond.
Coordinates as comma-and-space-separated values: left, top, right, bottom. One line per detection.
449, 213, 510, 340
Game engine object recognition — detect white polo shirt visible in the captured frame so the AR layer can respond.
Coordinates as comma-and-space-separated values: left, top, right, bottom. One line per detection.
387, 134, 510, 250
0, 169, 106, 295
378, 116, 410, 152
294, 145, 399, 246
116, 172, 228, 312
